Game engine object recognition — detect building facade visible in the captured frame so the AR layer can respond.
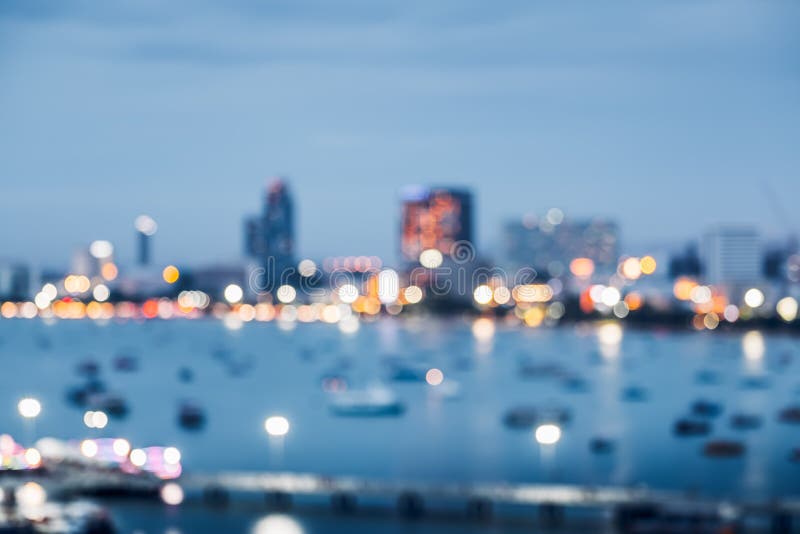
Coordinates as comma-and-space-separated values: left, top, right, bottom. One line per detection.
400, 186, 473, 264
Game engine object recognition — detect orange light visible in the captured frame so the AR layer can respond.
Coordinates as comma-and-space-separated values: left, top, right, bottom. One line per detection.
569, 258, 595, 279
162, 265, 180, 284
673, 277, 697, 301
142, 300, 159, 318
101, 263, 118, 281
640, 256, 657, 275
625, 292, 643, 311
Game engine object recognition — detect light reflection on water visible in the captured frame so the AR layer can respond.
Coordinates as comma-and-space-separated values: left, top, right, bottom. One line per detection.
0, 318, 798, 499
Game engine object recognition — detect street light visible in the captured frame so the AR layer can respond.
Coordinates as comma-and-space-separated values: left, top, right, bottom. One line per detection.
265, 416, 290, 437
535, 424, 561, 445
18, 398, 41, 419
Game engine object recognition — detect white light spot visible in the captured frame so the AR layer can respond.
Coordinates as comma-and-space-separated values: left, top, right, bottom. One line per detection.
265, 416, 290, 437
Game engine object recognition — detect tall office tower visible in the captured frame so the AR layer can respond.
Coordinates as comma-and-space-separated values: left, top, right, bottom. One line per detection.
504, 214, 619, 276
703, 225, 760, 291
400, 186, 473, 263
261, 178, 295, 290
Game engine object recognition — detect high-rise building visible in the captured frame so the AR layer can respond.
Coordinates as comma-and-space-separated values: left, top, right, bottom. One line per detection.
400, 186, 473, 263
703, 225, 760, 290
260, 179, 295, 290
504, 214, 619, 277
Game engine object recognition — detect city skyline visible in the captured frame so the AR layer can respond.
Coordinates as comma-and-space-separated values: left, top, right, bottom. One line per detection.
2, 0, 799, 266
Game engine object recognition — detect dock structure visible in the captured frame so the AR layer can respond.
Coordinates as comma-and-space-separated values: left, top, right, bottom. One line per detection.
3, 467, 799, 531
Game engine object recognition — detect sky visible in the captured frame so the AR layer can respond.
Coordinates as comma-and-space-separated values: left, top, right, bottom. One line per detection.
1, 0, 798, 268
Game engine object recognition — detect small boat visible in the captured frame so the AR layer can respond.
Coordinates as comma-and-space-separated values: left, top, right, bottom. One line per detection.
89, 393, 129, 417
695, 369, 721, 385
320, 374, 348, 393
76, 359, 100, 377
178, 367, 194, 383
703, 440, 745, 458
691, 399, 723, 418
518, 361, 566, 379
778, 406, 800, 424
503, 406, 539, 429
178, 401, 206, 429
589, 437, 616, 454
562, 376, 590, 393
386, 360, 428, 382
502, 405, 571, 429
730, 413, 762, 431
673, 418, 711, 437
621, 386, 648, 402
113, 355, 138, 372
66, 379, 106, 406
329, 387, 405, 417
740, 376, 771, 390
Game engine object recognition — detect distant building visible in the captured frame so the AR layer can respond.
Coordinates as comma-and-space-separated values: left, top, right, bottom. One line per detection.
400, 186, 473, 264
181, 264, 246, 302
668, 242, 703, 278
134, 215, 158, 267
503, 214, 619, 277
243, 178, 295, 291
703, 225, 760, 291
243, 215, 263, 260
0, 260, 30, 300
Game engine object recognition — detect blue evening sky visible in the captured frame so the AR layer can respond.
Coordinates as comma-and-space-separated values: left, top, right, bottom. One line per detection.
1, 0, 798, 267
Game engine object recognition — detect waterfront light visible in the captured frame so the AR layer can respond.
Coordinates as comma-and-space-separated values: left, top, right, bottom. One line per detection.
130, 448, 147, 467
425, 368, 444, 386
265, 416, 290, 437
640, 256, 657, 275
403, 285, 423, 304
337, 284, 359, 304
377, 269, 399, 304
92, 284, 110, 302
777, 297, 798, 322
419, 248, 444, 269
298, 259, 317, 277
80, 439, 98, 458
41, 283, 58, 300
744, 288, 765, 308
493, 286, 511, 305
620, 257, 642, 280
276, 285, 296, 304
112, 439, 131, 457
163, 446, 181, 464
24, 447, 41, 467
535, 424, 562, 445
600, 286, 621, 307
224, 284, 243, 304
473, 285, 493, 305
18, 398, 41, 419
569, 257, 594, 278
160, 482, 184, 505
